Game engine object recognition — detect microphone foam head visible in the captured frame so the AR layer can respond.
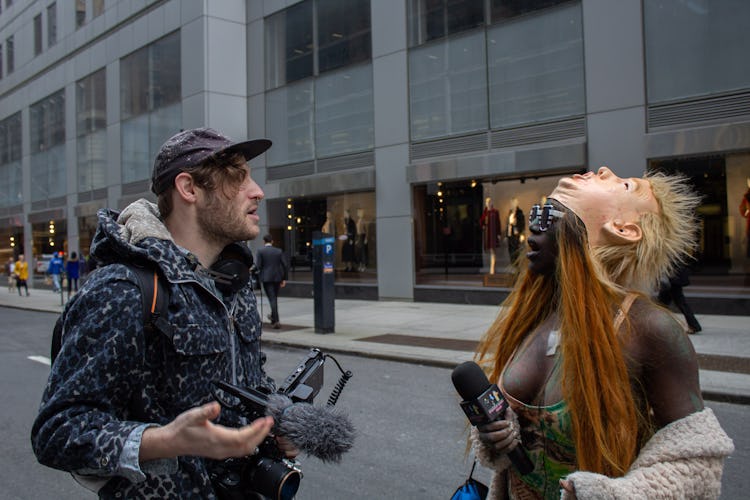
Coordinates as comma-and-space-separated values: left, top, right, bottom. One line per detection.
267, 394, 355, 463
451, 361, 491, 400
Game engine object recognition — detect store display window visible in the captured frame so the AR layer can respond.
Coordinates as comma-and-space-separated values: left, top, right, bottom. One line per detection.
266, 191, 376, 282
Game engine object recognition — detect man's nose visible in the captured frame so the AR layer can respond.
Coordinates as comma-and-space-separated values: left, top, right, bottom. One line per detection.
597, 166, 613, 178
251, 182, 264, 201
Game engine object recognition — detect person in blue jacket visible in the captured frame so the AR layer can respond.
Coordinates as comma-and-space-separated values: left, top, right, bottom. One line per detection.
46, 253, 64, 293
65, 251, 81, 298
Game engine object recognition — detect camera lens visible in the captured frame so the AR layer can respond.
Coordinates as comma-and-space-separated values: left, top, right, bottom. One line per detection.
248, 456, 301, 500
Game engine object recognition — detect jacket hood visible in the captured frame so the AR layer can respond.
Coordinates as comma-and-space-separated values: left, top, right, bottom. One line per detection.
90, 199, 195, 281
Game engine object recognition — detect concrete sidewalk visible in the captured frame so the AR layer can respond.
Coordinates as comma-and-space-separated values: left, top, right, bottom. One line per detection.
2, 287, 749, 404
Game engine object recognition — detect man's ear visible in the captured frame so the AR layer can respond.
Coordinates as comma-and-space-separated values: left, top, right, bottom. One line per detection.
602, 219, 642, 245
173, 172, 198, 202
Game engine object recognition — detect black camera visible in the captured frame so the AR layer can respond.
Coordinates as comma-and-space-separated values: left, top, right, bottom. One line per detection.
210, 348, 352, 500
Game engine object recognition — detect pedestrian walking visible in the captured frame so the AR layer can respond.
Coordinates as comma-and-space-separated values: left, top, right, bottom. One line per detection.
5, 257, 15, 293
65, 251, 81, 298
47, 252, 63, 293
14, 254, 29, 296
657, 262, 702, 334
255, 234, 289, 329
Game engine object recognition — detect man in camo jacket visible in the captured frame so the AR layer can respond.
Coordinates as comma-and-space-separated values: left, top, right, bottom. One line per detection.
32, 128, 298, 498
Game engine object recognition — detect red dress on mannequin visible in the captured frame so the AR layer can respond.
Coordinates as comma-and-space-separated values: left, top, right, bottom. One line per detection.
480, 207, 501, 250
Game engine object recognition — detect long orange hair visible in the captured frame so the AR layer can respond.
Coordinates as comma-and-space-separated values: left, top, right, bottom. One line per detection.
476, 207, 641, 476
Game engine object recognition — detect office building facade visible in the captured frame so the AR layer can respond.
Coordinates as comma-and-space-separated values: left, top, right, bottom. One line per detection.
1, 0, 749, 301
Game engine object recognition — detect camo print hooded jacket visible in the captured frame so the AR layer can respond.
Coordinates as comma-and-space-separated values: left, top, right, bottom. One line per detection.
31, 199, 272, 499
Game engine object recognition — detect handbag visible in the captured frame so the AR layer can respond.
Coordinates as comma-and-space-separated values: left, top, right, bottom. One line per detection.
450, 459, 488, 500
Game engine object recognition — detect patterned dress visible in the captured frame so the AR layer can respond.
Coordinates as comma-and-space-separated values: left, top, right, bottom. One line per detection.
501, 359, 576, 500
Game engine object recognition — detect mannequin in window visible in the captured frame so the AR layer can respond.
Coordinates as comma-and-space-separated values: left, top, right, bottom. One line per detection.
341, 209, 357, 272
506, 197, 525, 265
480, 197, 502, 274
740, 177, 750, 258
355, 208, 368, 272
321, 210, 333, 235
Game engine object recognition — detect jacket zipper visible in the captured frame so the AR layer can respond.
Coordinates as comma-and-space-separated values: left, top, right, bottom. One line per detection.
174, 278, 239, 383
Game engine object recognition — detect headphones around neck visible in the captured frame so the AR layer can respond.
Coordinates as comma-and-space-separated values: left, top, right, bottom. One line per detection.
203, 242, 255, 294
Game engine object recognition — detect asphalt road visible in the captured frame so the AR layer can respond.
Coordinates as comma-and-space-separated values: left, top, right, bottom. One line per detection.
2, 307, 748, 499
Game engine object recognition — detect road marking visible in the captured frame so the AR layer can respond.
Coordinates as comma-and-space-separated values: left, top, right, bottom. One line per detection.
28, 355, 51, 366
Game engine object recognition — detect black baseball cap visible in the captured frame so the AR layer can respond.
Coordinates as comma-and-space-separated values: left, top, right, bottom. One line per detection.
151, 127, 272, 195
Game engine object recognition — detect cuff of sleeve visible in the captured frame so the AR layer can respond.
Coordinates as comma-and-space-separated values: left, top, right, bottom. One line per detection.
117, 424, 178, 483
565, 471, 620, 499
470, 427, 511, 472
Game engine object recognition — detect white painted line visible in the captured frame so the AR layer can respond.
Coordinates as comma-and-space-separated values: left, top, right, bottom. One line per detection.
28, 355, 51, 366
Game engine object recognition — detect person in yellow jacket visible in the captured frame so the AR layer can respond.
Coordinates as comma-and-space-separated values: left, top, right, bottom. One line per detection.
14, 254, 29, 296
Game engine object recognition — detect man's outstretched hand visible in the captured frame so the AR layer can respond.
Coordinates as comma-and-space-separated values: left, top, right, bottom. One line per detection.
140, 401, 274, 463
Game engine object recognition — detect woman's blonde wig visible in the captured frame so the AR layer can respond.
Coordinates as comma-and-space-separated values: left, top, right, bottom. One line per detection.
591, 170, 701, 292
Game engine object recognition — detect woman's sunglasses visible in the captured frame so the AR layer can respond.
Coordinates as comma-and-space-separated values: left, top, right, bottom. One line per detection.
528, 204, 564, 232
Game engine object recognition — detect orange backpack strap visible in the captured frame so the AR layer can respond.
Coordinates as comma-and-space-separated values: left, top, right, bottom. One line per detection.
614, 292, 638, 332
129, 263, 171, 336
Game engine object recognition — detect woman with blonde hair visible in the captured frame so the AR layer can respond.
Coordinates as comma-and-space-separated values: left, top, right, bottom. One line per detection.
471, 167, 733, 499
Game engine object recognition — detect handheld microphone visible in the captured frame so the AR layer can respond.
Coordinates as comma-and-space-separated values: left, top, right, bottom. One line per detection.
451, 361, 534, 475
266, 394, 355, 463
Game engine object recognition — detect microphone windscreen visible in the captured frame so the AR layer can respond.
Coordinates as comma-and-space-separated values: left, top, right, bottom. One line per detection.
451, 361, 491, 400
266, 394, 355, 463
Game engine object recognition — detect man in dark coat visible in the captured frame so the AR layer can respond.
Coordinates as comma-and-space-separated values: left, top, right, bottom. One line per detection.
657, 262, 702, 334
31, 128, 298, 498
255, 234, 289, 329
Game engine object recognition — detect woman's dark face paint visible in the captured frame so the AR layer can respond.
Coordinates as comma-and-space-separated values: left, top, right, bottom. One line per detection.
526, 209, 559, 276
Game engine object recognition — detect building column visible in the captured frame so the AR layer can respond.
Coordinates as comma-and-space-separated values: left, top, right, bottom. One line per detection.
372, 0, 413, 300
582, 0, 647, 177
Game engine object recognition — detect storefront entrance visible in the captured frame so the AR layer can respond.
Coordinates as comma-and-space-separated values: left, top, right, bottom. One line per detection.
650, 151, 750, 279
413, 174, 568, 286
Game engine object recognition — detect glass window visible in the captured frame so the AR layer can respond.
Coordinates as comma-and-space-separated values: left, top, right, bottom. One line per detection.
121, 115, 150, 183
264, 0, 373, 163
265, 0, 371, 86
408, 0, 485, 47
31, 90, 65, 153
32, 219, 67, 257
148, 103, 181, 162
317, 0, 371, 74
77, 69, 107, 191
151, 32, 181, 109
120, 31, 181, 184
47, 3, 57, 47
34, 14, 43, 55
6, 35, 14, 74
93, 0, 104, 18
412, 175, 564, 280
30, 90, 66, 201
409, 31, 488, 140
644, 0, 750, 103
0, 112, 22, 208
266, 80, 315, 166
267, 191, 377, 277
77, 132, 107, 192
265, 0, 313, 89
649, 155, 746, 274
76, 69, 107, 135
76, 0, 86, 28
487, 2, 584, 128
491, 0, 569, 22
120, 47, 149, 120
315, 64, 374, 157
